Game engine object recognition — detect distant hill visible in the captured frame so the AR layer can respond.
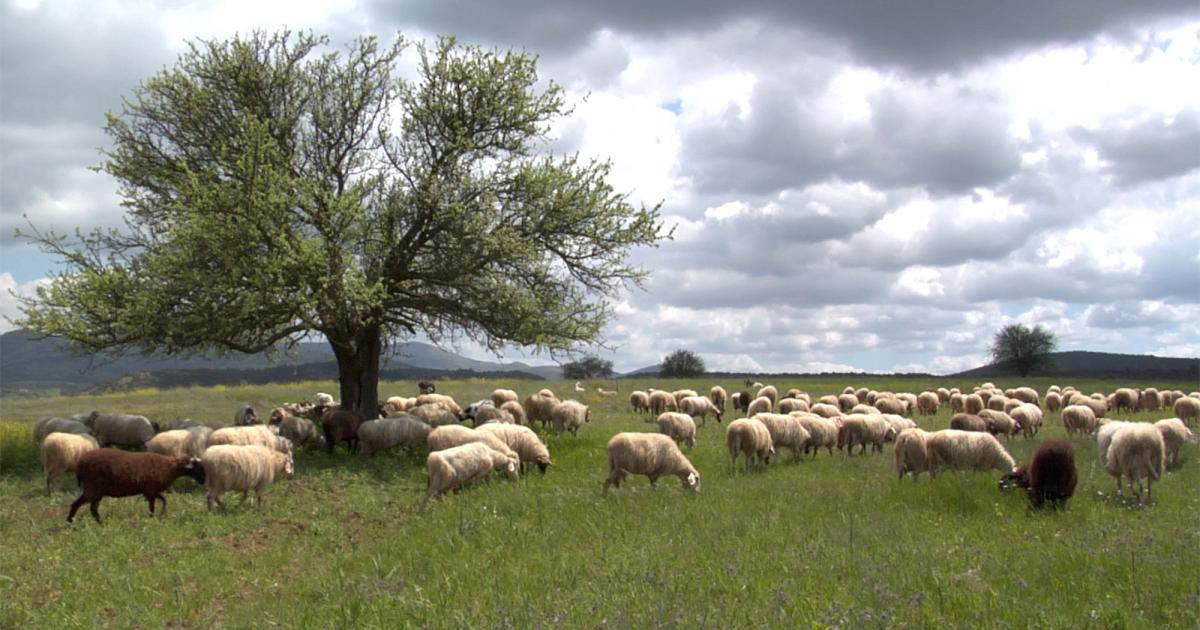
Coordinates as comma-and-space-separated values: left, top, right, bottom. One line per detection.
952, 351, 1198, 380
0, 330, 562, 393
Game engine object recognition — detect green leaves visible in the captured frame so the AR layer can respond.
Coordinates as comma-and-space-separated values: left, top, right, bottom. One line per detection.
989, 324, 1058, 377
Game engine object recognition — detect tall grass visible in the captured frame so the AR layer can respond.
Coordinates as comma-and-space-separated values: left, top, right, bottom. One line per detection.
1, 377, 1197, 627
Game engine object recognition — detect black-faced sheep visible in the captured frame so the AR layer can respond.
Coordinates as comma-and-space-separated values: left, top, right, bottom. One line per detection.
603, 432, 700, 494
234, 404, 259, 426
66, 449, 205, 523
1000, 439, 1077, 508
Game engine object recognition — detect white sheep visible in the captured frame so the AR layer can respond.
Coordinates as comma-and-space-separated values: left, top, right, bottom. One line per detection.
1096, 420, 1135, 467
473, 405, 516, 426
791, 413, 839, 457
603, 432, 700, 494
837, 414, 894, 455
1011, 404, 1043, 438
427, 425, 520, 464
754, 413, 810, 462
655, 412, 697, 449
978, 410, 1017, 439
491, 389, 520, 407
850, 404, 880, 416
671, 389, 699, 407
726, 418, 774, 471
679, 395, 723, 426
925, 430, 1016, 476
894, 428, 931, 480
756, 385, 778, 407
629, 390, 651, 415
709, 386, 728, 412
916, 392, 939, 415
314, 392, 335, 407
358, 415, 432, 457
408, 403, 461, 427
1172, 396, 1199, 426
40, 432, 99, 493
837, 393, 859, 412
550, 400, 589, 437
949, 393, 965, 413
746, 396, 773, 417
1104, 423, 1164, 502
146, 426, 212, 459
778, 398, 810, 414
207, 425, 293, 455
1011, 387, 1040, 407
276, 414, 325, 448
499, 400, 527, 426
1154, 418, 1197, 466
1061, 405, 1097, 437
810, 403, 842, 419
415, 393, 462, 415
381, 396, 418, 415
1045, 392, 1062, 412
525, 392, 562, 428
874, 397, 908, 416
963, 394, 984, 415
880, 414, 916, 438
425, 442, 520, 503
200, 444, 293, 511
476, 423, 552, 473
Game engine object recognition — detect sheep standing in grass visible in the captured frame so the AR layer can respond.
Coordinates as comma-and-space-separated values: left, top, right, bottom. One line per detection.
408, 404, 460, 427
950, 413, 988, 433
779, 398, 810, 414
427, 425, 520, 466
754, 413, 810, 462
416, 393, 462, 415
358, 415, 432, 457
276, 414, 324, 449
201, 444, 293, 511
837, 414, 894, 455
917, 392, 939, 415
476, 423, 552, 473
672, 389, 699, 407
1061, 405, 1097, 437
234, 404, 259, 426
551, 400, 590, 437
964, 394, 984, 415
66, 449, 205, 523
88, 413, 158, 449
1104, 423, 1164, 502
208, 425, 293, 454
498, 401, 527, 426
425, 442, 519, 502
41, 433, 99, 493
33, 417, 92, 443
810, 403, 842, 419
746, 396, 773, 418
1011, 404, 1044, 437
792, 413, 839, 457
894, 428, 930, 480
1154, 418, 1197, 466
1138, 388, 1162, 412
710, 386, 728, 413
491, 389, 519, 407
1173, 397, 1199, 427
1000, 439, 1077, 508
756, 385, 778, 408
1045, 392, 1062, 413
1011, 387, 1040, 407
629, 391, 651, 415
473, 405, 516, 426
656, 412, 697, 448
731, 391, 751, 413
979, 410, 1018, 439
680, 396, 723, 426
603, 432, 700, 495
925, 430, 1016, 477
949, 393, 965, 413
647, 390, 677, 416
837, 393, 858, 412
874, 397, 907, 416
525, 392, 561, 429
726, 418, 774, 471
146, 426, 213, 459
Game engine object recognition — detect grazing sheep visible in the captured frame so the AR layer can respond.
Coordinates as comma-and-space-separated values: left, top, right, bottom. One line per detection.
358, 415, 432, 457
1104, 423, 1164, 502
818, 394, 840, 407
41, 433, 99, 493
1045, 392, 1062, 413
473, 405, 515, 426
894, 428, 931, 480
726, 418, 774, 471
710, 386, 728, 412
408, 403, 461, 427
1066, 394, 1107, 419
416, 393, 462, 415
208, 425, 293, 455
656, 412, 697, 448
647, 391, 679, 416
66, 449, 205, 523
1112, 388, 1139, 413
731, 391, 752, 413
917, 392, 940, 415
33, 416, 92, 443
603, 432, 700, 495
525, 392, 561, 428
880, 414, 916, 438
381, 396, 417, 415
950, 413, 988, 433
850, 403, 880, 416
1011, 387, 1040, 407
842, 386, 856, 396
234, 404, 259, 426
964, 394, 984, 415
1011, 404, 1044, 437
476, 423, 552, 473
680, 396, 723, 426
874, 397, 907, 416
746, 396, 773, 418
756, 385, 779, 408
1138, 388, 1162, 412
949, 393, 965, 413
779, 398, 810, 414
1172, 396, 1199, 426
88, 412, 158, 449
925, 430, 1016, 477
1000, 439, 1077, 508
427, 425, 520, 464
1061, 405, 1097, 437
979, 410, 1018, 439
672, 389, 699, 407
1096, 420, 1135, 468
837, 393, 859, 412
146, 427, 212, 459
810, 403, 842, 419
754, 413, 810, 462
499, 400, 527, 426
837, 414, 894, 455
425, 442, 519, 502
276, 414, 325, 449
629, 390, 651, 415
792, 413, 839, 457
491, 389, 519, 407
550, 400, 590, 437
460, 400, 497, 425
987, 395, 1010, 412
1154, 418, 1197, 466
201, 444, 293, 511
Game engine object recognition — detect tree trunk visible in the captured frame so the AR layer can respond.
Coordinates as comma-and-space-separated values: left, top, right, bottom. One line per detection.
329, 326, 382, 418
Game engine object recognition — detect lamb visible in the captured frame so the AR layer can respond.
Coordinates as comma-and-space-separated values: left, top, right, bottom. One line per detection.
837, 393, 859, 412
756, 385, 778, 407
66, 449, 205, 523
425, 442, 519, 502
41, 433, 99, 493
32, 416, 93, 443
408, 403, 461, 427
629, 390, 651, 415
726, 418, 774, 471
710, 386, 728, 412
754, 413, 810, 462
476, 423, 552, 473
1060, 405, 1097, 437
810, 403, 842, 419
1172, 396, 1199, 426
357, 415, 432, 457
917, 392, 940, 415
925, 430, 1016, 477
234, 404, 259, 426
525, 392, 562, 428
949, 413, 988, 433
680, 395, 723, 426
201, 444, 294, 511
1000, 439, 1077, 508
656, 412, 697, 448
778, 398, 810, 414
416, 393, 462, 415
146, 426, 213, 459
491, 389, 520, 407
746, 396, 773, 417
791, 413, 839, 457
1154, 418, 1197, 466
837, 414, 894, 455
893, 428, 931, 480
426, 425, 520, 465
978, 410, 1018, 439
550, 400, 590, 437
87, 412, 158, 449
208, 425, 293, 455
1103, 423, 1164, 502
603, 432, 700, 494
499, 401, 527, 426
964, 394, 984, 415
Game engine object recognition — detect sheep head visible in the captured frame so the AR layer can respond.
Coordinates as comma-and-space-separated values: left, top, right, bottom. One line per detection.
182, 457, 206, 485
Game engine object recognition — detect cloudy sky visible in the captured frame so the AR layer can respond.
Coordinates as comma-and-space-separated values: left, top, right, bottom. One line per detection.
2, 0, 1198, 374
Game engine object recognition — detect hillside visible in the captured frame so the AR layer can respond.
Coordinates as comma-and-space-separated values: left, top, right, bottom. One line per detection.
952, 350, 1198, 380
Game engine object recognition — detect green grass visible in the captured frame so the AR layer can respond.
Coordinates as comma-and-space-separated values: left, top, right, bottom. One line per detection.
1, 376, 1198, 628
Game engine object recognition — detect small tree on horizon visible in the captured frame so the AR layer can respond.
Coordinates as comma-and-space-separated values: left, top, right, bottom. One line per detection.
989, 324, 1058, 377
659, 348, 705, 378
562, 355, 614, 380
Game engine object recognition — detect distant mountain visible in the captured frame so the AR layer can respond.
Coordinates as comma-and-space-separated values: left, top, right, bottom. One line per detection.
0, 330, 562, 392
620, 364, 661, 378
951, 351, 1198, 380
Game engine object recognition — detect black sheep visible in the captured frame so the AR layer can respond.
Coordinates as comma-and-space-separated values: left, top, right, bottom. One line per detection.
322, 408, 366, 454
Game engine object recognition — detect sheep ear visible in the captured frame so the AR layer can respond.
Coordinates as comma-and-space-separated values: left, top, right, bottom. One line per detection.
687, 472, 697, 486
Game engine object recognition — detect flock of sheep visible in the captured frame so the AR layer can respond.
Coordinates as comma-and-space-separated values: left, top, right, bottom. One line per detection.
28, 379, 1200, 523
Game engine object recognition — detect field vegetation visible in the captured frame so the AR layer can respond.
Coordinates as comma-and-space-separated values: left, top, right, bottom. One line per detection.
1, 376, 1197, 627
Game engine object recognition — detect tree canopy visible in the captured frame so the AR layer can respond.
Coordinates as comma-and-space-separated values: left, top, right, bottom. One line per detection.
16, 31, 669, 416
562, 355, 614, 380
659, 349, 705, 378
989, 324, 1058, 377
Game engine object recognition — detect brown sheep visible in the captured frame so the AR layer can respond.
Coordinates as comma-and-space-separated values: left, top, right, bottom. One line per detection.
67, 449, 205, 523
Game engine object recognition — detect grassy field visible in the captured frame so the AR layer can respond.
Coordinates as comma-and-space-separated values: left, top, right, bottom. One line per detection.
1, 376, 1198, 628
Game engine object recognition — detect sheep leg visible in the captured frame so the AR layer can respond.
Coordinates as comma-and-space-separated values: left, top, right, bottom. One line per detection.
66, 494, 89, 523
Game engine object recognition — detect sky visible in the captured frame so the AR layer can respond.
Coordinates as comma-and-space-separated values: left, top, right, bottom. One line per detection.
1, 0, 1199, 375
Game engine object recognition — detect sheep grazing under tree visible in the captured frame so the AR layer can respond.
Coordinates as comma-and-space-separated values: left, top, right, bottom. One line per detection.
201, 444, 294, 511
322, 408, 366, 454
66, 449, 205, 524
602, 432, 700, 495
1000, 439, 1077, 508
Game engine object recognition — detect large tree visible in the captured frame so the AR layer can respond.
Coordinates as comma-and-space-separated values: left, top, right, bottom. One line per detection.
16, 31, 668, 416
989, 324, 1058, 377
561, 355, 614, 380
659, 349, 705, 378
